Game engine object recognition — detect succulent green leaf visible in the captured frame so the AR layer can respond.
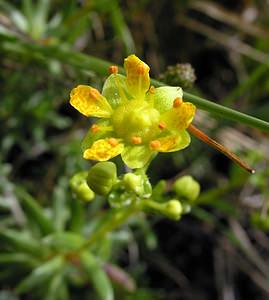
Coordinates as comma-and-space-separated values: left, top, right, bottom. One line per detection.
121, 145, 153, 169
16, 256, 64, 294
44, 273, 68, 300
0, 253, 38, 267
15, 187, 54, 235
42, 232, 84, 253
0, 229, 45, 257
80, 251, 114, 300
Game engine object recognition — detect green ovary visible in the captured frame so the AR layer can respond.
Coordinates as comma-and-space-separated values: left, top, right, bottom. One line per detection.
112, 101, 160, 144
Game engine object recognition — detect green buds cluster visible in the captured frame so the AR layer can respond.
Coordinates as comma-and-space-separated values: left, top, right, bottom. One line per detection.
159, 63, 196, 89
70, 171, 95, 202
173, 175, 200, 202
87, 162, 117, 195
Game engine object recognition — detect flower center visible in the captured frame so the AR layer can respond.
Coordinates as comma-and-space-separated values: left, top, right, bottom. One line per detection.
112, 101, 160, 144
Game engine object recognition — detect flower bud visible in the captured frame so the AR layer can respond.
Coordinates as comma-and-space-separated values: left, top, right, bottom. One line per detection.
142, 199, 182, 221
173, 175, 200, 202
159, 63, 196, 89
87, 162, 117, 195
123, 173, 143, 195
164, 199, 183, 220
70, 172, 95, 202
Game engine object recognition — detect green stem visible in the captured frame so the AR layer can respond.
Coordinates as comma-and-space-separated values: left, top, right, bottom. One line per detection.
78, 202, 140, 251
1, 34, 269, 132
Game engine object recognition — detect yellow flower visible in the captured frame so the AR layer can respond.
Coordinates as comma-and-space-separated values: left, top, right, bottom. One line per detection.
69, 55, 196, 169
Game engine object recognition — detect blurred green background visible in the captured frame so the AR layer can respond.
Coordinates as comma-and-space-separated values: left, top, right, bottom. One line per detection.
0, 0, 269, 299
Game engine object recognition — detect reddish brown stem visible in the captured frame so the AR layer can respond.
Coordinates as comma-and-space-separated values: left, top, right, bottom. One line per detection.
188, 124, 255, 174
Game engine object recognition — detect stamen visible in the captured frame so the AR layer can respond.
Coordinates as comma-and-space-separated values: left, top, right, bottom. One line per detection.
173, 97, 183, 108
148, 85, 155, 106
108, 65, 118, 74
149, 86, 155, 94
150, 140, 161, 150
158, 121, 166, 130
108, 138, 118, 147
91, 124, 100, 133
131, 136, 142, 145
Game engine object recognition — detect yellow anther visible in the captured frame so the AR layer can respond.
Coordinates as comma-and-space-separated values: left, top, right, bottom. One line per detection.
89, 88, 101, 101
108, 138, 118, 147
173, 97, 183, 108
131, 136, 142, 145
150, 140, 161, 150
158, 121, 166, 130
108, 65, 118, 74
91, 124, 100, 133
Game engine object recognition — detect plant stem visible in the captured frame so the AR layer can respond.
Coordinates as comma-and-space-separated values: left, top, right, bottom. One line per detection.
78, 203, 140, 251
1, 34, 269, 132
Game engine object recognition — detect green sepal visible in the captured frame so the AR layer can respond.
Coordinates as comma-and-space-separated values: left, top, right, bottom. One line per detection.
121, 145, 153, 169
149, 86, 183, 113
102, 74, 130, 108
80, 251, 114, 300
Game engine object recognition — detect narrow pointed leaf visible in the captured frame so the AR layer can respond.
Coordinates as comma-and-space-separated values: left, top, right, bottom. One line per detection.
16, 256, 64, 294
80, 251, 114, 300
0, 229, 44, 257
16, 187, 54, 235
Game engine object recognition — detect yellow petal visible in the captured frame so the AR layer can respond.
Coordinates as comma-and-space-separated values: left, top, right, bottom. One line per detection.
124, 54, 150, 99
161, 102, 196, 130
83, 138, 124, 161
150, 131, 190, 152
70, 85, 112, 118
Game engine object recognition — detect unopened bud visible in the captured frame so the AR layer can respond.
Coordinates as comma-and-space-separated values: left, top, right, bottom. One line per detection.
142, 199, 182, 221
87, 162, 117, 195
164, 199, 183, 220
70, 172, 95, 202
173, 176, 200, 202
123, 173, 143, 195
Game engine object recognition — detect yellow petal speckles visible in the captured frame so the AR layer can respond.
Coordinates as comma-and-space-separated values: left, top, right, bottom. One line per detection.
161, 102, 196, 131
83, 138, 124, 161
152, 131, 191, 152
70, 85, 113, 118
124, 54, 150, 99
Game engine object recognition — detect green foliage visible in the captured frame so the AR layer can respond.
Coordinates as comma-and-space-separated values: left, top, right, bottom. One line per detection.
1, 1, 269, 299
